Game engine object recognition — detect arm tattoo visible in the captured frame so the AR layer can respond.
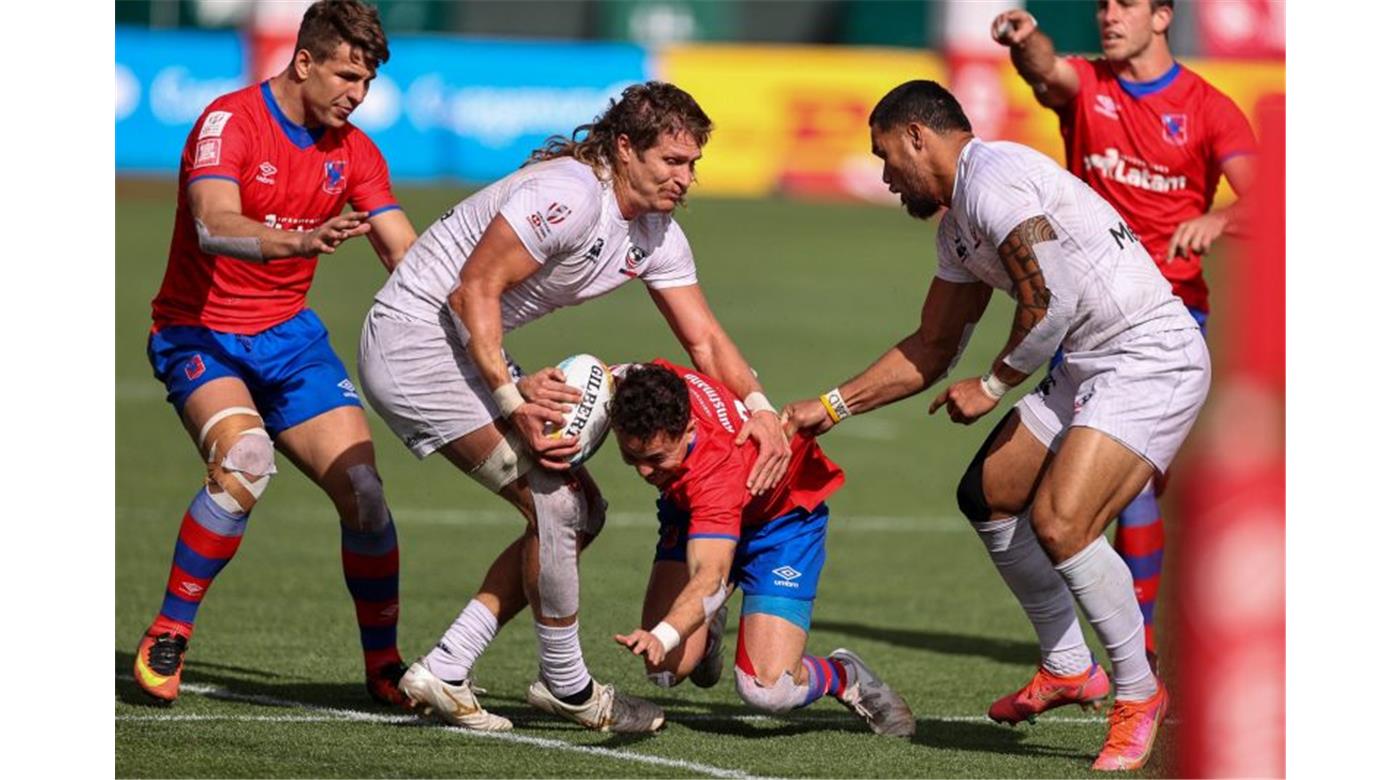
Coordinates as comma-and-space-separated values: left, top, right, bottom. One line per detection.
997, 216, 1056, 339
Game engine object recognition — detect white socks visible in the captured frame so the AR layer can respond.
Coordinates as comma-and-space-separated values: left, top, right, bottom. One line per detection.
1055, 536, 1158, 701
974, 515, 1092, 677
535, 621, 592, 699
425, 598, 499, 683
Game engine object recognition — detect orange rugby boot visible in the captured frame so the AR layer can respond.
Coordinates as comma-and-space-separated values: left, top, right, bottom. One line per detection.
987, 662, 1110, 726
133, 623, 190, 704
1092, 682, 1169, 771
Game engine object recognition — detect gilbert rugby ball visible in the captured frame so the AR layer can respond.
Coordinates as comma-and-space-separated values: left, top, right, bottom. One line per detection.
548, 354, 614, 467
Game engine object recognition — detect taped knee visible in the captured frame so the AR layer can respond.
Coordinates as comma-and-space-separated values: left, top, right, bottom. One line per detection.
346, 463, 391, 534
528, 470, 587, 619
734, 668, 806, 714
199, 407, 276, 513
469, 431, 534, 493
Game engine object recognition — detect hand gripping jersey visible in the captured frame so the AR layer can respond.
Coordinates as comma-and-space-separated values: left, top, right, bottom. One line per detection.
935, 138, 1198, 356
1056, 59, 1256, 313
151, 82, 400, 334
651, 359, 844, 542
373, 157, 698, 340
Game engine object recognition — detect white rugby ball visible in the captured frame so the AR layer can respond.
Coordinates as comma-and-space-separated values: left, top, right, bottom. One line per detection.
548, 354, 614, 468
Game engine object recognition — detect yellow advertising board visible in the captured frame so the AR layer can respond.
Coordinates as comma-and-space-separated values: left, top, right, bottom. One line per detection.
658, 44, 1283, 203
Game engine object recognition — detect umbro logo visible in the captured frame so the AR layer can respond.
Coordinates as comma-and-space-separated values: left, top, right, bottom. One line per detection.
338, 378, 359, 399
772, 566, 802, 588
256, 162, 277, 185
180, 581, 205, 597
1094, 95, 1120, 120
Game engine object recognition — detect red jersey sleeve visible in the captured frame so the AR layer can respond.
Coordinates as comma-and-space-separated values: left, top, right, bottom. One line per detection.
1204, 89, 1257, 164
683, 451, 749, 541
184, 104, 253, 184
348, 133, 399, 215
1057, 56, 1098, 117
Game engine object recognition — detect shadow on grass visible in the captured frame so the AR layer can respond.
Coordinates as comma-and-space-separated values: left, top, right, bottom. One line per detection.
810, 620, 1040, 666
115, 649, 390, 712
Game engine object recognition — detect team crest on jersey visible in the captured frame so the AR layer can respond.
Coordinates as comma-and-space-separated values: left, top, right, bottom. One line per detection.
619, 245, 650, 278
322, 160, 348, 194
545, 202, 572, 225
199, 111, 233, 139
1161, 113, 1189, 146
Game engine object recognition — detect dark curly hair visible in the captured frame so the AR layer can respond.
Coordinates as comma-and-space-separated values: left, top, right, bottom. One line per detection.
527, 81, 712, 179
296, 0, 390, 70
610, 364, 691, 441
869, 79, 971, 135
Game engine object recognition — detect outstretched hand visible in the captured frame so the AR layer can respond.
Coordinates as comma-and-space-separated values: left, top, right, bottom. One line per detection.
614, 629, 666, 666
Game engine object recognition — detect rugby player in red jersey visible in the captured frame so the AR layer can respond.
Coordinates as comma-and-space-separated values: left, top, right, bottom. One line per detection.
133, 0, 418, 707
610, 361, 915, 737
992, 0, 1256, 664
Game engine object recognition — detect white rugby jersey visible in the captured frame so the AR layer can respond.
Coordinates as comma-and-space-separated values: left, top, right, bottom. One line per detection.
374, 157, 698, 339
935, 138, 1197, 357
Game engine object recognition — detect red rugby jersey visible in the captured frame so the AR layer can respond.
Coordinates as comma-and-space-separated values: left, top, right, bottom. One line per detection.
151, 81, 399, 334
1056, 58, 1255, 313
652, 359, 845, 540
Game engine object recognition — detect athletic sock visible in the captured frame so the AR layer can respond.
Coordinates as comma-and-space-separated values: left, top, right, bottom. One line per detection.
1055, 536, 1158, 701
341, 516, 401, 674
425, 599, 498, 683
799, 654, 848, 707
535, 621, 592, 701
155, 488, 250, 636
973, 515, 1092, 677
1113, 487, 1165, 655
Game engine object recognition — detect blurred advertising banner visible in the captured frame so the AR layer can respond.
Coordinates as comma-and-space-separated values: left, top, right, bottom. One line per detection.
115, 27, 646, 180
1196, 0, 1286, 59
657, 45, 945, 203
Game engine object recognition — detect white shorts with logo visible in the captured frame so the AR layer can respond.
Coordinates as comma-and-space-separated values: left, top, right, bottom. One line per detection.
358, 305, 522, 458
1014, 327, 1211, 474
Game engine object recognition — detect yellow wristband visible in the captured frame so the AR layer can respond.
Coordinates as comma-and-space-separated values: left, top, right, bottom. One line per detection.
820, 387, 851, 424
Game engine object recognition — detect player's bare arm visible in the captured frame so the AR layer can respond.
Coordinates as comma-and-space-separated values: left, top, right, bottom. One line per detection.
365, 208, 417, 272
614, 537, 736, 666
1167, 153, 1256, 260
991, 9, 1080, 108
649, 284, 789, 495
783, 276, 991, 436
932, 215, 1066, 425
188, 178, 371, 260
450, 214, 583, 468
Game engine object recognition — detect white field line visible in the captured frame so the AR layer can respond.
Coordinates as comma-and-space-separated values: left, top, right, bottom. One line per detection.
116, 678, 771, 779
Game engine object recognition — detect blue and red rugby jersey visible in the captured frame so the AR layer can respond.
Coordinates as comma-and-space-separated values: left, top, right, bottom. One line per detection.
151, 81, 401, 335
652, 359, 845, 541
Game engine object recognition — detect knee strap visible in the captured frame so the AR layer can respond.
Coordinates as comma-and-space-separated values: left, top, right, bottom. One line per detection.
346, 463, 392, 534
528, 470, 587, 619
199, 407, 276, 513
469, 431, 534, 493
734, 667, 807, 714
956, 412, 1015, 524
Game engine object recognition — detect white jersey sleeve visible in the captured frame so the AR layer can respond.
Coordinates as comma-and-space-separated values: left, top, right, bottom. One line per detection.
960, 158, 1044, 248
934, 219, 979, 284
639, 218, 699, 290
497, 169, 602, 264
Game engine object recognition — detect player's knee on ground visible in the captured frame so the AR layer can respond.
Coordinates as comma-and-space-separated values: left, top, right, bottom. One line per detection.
734, 666, 807, 714
527, 470, 589, 619
199, 407, 277, 513
343, 463, 391, 534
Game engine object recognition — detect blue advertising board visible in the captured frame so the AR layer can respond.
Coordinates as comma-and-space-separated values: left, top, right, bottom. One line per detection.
116, 27, 649, 181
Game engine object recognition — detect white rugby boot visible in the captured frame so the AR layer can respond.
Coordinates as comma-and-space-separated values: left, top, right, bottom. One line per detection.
831, 648, 917, 738
399, 660, 512, 731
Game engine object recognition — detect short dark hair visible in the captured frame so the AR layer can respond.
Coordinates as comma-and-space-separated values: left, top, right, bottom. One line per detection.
869, 79, 972, 134
529, 81, 713, 177
296, 0, 390, 70
610, 364, 691, 441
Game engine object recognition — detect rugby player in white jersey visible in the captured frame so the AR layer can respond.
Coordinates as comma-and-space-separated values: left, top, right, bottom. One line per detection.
357, 82, 789, 733
784, 80, 1208, 771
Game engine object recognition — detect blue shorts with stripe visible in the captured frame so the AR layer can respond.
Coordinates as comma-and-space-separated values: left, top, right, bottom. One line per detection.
654, 499, 829, 629
147, 309, 362, 437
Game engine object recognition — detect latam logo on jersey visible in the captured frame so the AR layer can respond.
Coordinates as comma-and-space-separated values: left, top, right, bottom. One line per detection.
1161, 113, 1189, 146
322, 160, 348, 194
1084, 147, 1187, 193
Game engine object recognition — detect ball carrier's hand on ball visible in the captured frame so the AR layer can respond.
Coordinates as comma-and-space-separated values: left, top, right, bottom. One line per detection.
502, 367, 583, 471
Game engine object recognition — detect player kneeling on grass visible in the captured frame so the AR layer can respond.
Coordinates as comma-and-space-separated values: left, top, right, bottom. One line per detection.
609, 361, 916, 737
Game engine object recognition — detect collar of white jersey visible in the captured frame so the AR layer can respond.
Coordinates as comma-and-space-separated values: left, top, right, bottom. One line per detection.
950, 136, 982, 208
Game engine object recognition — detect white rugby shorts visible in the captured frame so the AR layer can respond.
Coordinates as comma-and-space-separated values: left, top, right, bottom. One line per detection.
358, 305, 522, 458
1014, 326, 1211, 473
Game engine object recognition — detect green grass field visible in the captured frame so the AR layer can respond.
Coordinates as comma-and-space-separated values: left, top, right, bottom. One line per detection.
116, 182, 1202, 778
